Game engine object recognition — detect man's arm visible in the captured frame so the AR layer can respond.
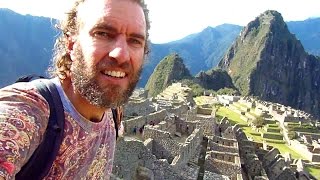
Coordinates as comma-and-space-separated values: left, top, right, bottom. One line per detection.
0, 83, 50, 179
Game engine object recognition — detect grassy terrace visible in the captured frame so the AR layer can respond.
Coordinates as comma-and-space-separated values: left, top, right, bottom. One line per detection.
287, 122, 320, 134
233, 102, 249, 109
216, 106, 304, 159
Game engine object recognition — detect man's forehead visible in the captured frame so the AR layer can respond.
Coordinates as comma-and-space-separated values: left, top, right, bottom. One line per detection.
77, 0, 146, 32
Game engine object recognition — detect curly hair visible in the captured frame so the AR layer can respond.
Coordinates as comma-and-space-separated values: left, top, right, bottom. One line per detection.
48, 0, 150, 80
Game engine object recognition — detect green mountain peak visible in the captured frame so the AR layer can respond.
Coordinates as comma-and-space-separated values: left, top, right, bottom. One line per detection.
145, 53, 192, 97
219, 10, 320, 118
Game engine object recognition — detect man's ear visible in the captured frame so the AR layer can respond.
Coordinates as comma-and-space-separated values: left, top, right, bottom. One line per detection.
67, 36, 75, 51
67, 36, 76, 61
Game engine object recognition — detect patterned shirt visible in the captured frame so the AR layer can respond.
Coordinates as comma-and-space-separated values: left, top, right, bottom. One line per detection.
0, 78, 116, 180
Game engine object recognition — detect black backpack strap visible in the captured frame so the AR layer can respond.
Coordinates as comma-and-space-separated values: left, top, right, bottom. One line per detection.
15, 74, 46, 83
111, 108, 119, 139
112, 106, 124, 140
15, 79, 65, 180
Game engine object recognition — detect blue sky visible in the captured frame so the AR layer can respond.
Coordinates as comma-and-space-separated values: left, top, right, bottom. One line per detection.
1, 0, 319, 43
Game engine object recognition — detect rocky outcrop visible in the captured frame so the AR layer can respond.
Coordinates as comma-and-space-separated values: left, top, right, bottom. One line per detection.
219, 10, 320, 118
194, 68, 235, 91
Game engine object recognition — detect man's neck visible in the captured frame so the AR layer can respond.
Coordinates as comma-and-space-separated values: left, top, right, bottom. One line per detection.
60, 78, 107, 122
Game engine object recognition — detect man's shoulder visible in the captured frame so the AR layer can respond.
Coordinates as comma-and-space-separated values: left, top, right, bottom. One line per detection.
0, 81, 50, 112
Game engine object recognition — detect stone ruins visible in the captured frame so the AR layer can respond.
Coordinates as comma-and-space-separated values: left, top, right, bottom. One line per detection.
110, 83, 319, 180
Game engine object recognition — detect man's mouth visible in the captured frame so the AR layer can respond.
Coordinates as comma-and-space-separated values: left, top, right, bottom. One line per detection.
103, 70, 126, 78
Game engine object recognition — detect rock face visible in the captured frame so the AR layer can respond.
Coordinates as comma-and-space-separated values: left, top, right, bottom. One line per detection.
219, 10, 320, 118
145, 53, 192, 97
194, 69, 235, 91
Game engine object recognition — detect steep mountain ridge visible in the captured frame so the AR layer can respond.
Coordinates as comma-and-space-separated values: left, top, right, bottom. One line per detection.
145, 53, 237, 97
219, 10, 320, 118
145, 53, 192, 97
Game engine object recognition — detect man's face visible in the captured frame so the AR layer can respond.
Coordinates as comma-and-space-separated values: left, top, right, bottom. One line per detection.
69, 0, 146, 108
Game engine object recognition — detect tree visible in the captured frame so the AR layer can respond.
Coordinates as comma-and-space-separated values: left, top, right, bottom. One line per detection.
252, 116, 265, 128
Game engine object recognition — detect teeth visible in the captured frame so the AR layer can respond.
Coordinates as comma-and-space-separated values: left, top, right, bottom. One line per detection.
104, 70, 126, 78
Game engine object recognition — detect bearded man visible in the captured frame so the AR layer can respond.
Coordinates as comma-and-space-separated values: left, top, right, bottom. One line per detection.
0, 0, 150, 179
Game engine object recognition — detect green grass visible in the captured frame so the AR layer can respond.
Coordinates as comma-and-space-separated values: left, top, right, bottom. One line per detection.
246, 111, 258, 118
267, 142, 302, 159
268, 124, 279, 128
233, 102, 249, 109
287, 122, 320, 134
194, 96, 205, 105
216, 106, 305, 160
306, 166, 320, 180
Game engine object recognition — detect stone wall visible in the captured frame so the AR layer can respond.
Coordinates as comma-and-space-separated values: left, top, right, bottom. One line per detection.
203, 171, 230, 180
274, 167, 297, 180
208, 151, 240, 164
289, 139, 320, 162
210, 135, 238, 147
124, 109, 167, 133
124, 99, 155, 118
112, 137, 189, 180
220, 117, 232, 133
197, 106, 213, 115
112, 138, 157, 179
222, 126, 236, 139
261, 148, 297, 179
173, 115, 198, 135
171, 128, 203, 169
208, 140, 239, 154
188, 115, 216, 136
143, 127, 181, 162
152, 160, 182, 180
204, 152, 242, 180
244, 154, 264, 177
296, 132, 320, 140
262, 148, 281, 168
166, 104, 189, 117
267, 158, 293, 179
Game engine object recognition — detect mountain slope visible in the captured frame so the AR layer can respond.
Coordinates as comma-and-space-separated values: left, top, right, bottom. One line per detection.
219, 10, 320, 118
0, 8, 57, 87
145, 53, 192, 97
194, 68, 235, 91
287, 18, 320, 56
139, 24, 242, 86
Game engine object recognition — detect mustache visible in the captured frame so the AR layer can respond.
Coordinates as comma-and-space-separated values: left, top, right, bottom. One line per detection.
95, 58, 131, 71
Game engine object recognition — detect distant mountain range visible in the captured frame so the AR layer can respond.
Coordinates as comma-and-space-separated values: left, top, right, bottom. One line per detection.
0, 8, 320, 89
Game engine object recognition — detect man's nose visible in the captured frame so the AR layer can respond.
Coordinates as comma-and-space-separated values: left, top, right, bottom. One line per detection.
109, 35, 130, 64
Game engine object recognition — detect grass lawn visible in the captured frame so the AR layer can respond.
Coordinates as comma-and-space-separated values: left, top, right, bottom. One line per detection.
194, 96, 216, 106
305, 165, 320, 180
194, 96, 206, 105
216, 106, 305, 160
233, 102, 246, 108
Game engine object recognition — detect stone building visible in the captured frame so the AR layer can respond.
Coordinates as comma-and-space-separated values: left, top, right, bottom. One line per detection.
111, 86, 317, 179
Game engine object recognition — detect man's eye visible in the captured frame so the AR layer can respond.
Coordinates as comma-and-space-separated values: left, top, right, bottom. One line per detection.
93, 31, 114, 39
128, 38, 143, 48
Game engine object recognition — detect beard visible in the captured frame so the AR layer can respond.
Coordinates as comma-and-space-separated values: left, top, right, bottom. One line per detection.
70, 44, 142, 109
